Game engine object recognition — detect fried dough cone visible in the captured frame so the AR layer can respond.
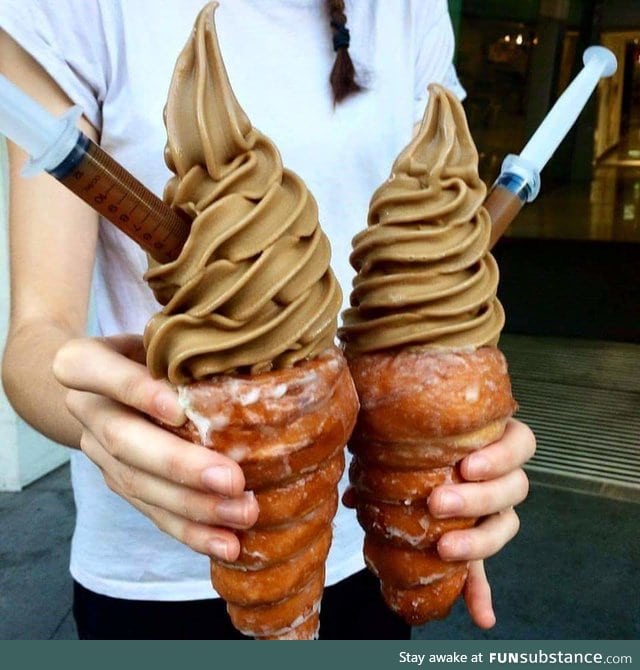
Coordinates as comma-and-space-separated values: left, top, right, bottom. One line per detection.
145, 4, 358, 639
169, 347, 358, 639
343, 347, 516, 624
338, 85, 518, 625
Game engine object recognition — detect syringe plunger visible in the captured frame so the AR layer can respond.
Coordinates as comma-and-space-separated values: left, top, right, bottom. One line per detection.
485, 45, 617, 247
0, 73, 189, 262
0, 74, 80, 166
519, 46, 617, 172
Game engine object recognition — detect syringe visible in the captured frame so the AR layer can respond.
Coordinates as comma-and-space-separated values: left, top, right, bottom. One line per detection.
0, 74, 189, 263
484, 46, 618, 248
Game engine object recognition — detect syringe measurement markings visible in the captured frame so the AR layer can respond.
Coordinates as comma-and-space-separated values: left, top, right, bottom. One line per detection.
94, 155, 185, 236
62, 140, 189, 261
83, 152, 148, 216
150, 219, 179, 252
82, 174, 101, 193
85, 175, 160, 236
149, 216, 183, 239
148, 218, 164, 242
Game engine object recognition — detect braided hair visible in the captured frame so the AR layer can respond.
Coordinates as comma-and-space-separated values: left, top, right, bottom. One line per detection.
327, 0, 361, 104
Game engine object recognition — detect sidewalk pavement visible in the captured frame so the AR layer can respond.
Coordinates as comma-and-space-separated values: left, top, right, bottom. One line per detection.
1, 464, 638, 640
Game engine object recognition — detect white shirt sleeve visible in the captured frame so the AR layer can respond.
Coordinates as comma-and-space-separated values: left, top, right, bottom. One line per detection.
412, 0, 465, 123
0, 0, 109, 129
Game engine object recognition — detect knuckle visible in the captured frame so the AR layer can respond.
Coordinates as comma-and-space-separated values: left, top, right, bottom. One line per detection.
477, 487, 495, 514
145, 505, 172, 535
120, 370, 150, 410
153, 507, 171, 530
466, 533, 482, 558
456, 530, 485, 560
179, 489, 197, 522
497, 508, 520, 545
52, 340, 80, 384
510, 509, 521, 535
78, 431, 93, 456
164, 450, 187, 485
479, 518, 506, 557
102, 472, 120, 495
204, 502, 224, 527
514, 469, 530, 501
101, 415, 130, 458
179, 520, 206, 553
118, 464, 140, 498
520, 422, 537, 457
63, 390, 80, 417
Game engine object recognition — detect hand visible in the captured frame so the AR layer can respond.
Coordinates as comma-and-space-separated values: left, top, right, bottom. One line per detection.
52, 334, 260, 561
427, 419, 536, 628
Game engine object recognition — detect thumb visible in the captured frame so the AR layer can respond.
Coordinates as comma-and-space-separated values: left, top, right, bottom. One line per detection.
464, 560, 496, 629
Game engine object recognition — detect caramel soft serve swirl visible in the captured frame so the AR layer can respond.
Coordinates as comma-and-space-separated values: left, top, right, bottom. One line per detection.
144, 3, 341, 384
339, 85, 504, 354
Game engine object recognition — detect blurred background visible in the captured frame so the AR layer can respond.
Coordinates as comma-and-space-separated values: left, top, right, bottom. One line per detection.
1, 0, 638, 640
448, 0, 639, 497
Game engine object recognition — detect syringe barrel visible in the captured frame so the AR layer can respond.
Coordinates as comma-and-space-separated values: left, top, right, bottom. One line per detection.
0, 76, 188, 261
50, 133, 189, 263
484, 172, 534, 249
492, 171, 535, 203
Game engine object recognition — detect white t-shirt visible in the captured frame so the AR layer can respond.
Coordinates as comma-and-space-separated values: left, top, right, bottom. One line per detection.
0, 0, 464, 601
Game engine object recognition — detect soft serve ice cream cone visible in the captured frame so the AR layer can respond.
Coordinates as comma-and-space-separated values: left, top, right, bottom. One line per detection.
339, 85, 517, 625
143, 3, 358, 639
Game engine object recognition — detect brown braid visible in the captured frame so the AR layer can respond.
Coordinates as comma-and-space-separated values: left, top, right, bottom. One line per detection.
327, 0, 362, 104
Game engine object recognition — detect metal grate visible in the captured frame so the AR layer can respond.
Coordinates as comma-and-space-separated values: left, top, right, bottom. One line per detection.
499, 335, 640, 502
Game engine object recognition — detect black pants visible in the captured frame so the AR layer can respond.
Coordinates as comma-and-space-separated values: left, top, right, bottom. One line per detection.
73, 570, 411, 640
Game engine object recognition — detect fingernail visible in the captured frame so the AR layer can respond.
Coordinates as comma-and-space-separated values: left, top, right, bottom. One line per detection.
434, 490, 464, 517
202, 466, 234, 494
156, 390, 185, 426
216, 492, 254, 526
467, 454, 490, 479
208, 538, 230, 561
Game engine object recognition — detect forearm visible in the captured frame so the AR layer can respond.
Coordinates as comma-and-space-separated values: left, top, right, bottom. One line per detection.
2, 319, 82, 448
0, 30, 103, 450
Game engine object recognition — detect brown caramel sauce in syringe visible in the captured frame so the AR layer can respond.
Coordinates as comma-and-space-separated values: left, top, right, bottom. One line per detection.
52, 132, 525, 260
484, 170, 536, 249
52, 133, 189, 263
485, 184, 527, 249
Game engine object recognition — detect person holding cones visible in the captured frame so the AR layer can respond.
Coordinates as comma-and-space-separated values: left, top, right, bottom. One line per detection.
0, 0, 534, 639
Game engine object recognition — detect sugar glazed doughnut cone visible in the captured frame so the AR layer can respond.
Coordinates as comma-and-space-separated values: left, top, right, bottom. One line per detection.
173, 348, 358, 639
345, 348, 515, 624
339, 85, 517, 625
143, 4, 358, 639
